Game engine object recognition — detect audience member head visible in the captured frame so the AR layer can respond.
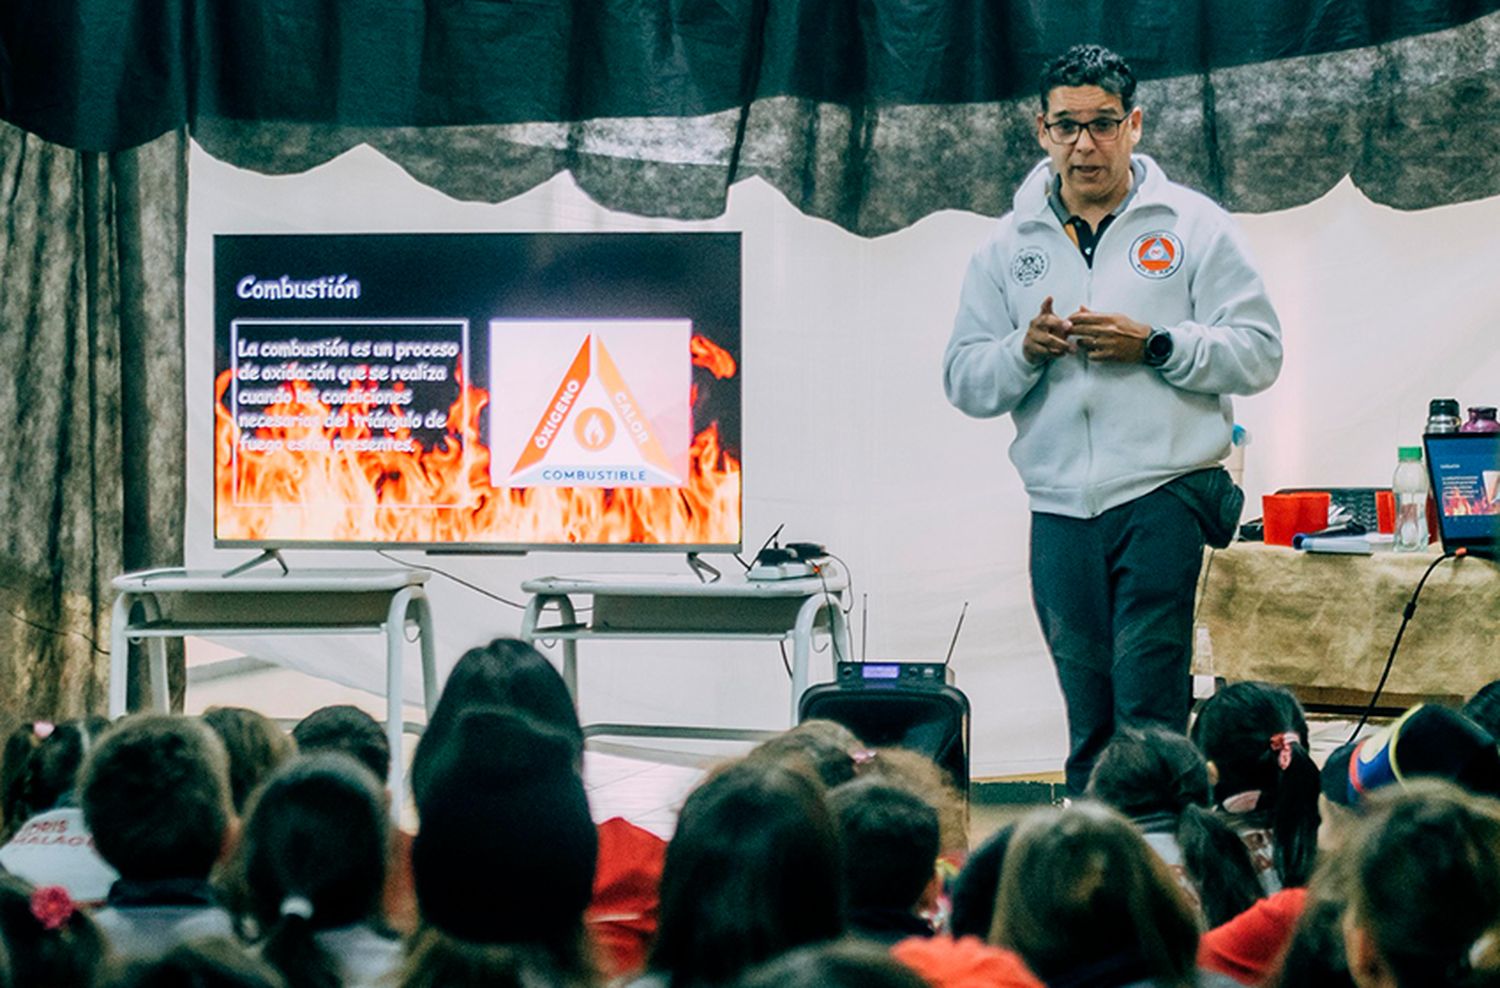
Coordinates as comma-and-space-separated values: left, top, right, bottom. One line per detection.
109, 938, 287, 988
405, 707, 595, 988
828, 778, 941, 920
949, 823, 1015, 939
992, 802, 1199, 988
230, 754, 389, 988
79, 714, 232, 883
201, 707, 296, 815
0, 876, 102, 988
650, 760, 844, 986
290, 706, 390, 784
1341, 781, 1500, 988
857, 746, 968, 855
747, 719, 864, 790
410, 638, 580, 804
0, 717, 110, 836
1191, 681, 1320, 886
1088, 727, 1264, 926
1321, 705, 1500, 811
1462, 680, 1500, 742
733, 940, 931, 988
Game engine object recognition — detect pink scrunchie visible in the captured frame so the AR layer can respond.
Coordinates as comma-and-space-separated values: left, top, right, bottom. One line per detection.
1269, 732, 1300, 771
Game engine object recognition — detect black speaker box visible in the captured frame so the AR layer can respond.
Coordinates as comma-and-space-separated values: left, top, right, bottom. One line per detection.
798, 664, 971, 796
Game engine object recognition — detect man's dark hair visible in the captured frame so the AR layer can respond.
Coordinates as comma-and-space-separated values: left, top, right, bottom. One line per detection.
828, 778, 940, 913
292, 705, 391, 782
79, 715, 232, 883
1039, 44, 1137, 112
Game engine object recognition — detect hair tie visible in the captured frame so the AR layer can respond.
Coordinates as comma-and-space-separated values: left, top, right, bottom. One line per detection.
279, 895, 314, 920
1269, 731, 1300, 771
30, 886, 75, 931
31, 721, 54, 740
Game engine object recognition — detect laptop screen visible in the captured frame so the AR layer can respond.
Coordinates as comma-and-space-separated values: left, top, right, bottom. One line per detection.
1423, 432, 1500, 553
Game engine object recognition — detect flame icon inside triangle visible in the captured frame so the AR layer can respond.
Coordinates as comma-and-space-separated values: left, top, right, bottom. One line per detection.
507, 334, 681, 487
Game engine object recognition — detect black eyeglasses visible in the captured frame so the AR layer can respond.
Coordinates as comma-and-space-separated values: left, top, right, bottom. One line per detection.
1043, 117, 1126, 144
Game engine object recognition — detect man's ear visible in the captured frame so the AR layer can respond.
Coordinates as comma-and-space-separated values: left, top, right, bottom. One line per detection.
1036, 112, 1050, 151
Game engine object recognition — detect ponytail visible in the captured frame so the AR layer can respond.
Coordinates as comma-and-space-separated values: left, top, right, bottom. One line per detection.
1175, 803, 1264, 928
259, 896, 340, 988
1268, 741, 1320, 888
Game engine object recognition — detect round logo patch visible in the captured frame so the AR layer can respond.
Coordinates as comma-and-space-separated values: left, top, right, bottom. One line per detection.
1011, 247, 1049, 287
1130, 231, 1183, 279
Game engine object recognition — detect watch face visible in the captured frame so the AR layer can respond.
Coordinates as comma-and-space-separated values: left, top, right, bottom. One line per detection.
1147, 331, 1172, 364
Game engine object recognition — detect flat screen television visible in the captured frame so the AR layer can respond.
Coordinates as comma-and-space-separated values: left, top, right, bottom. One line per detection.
213, 233, 742, 552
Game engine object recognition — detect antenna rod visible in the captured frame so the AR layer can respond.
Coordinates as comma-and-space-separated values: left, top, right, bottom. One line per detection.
861, 593, 868, 664
944, 601, 970, 667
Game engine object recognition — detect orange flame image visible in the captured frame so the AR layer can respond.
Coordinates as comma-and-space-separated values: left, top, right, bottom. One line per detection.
215, 336, 741, 545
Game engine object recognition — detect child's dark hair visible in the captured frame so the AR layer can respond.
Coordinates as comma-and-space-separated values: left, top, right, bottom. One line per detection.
1088, 728, 1265, 926
201, 707, 296, 814
747, 719, 863, 790
410, 638, 580, 803
732, 940, 931, 988
1346, 781, 1500, 988
1190, 682, 1320, 887
0, 874, 104, 988
1038, 44, 1137, 111
229, 754, 390, 988
993, 802, 1200, 988
949, 823, 1014, 939
78, 714, 231, 882
291, 706, 390, 783
110, 937, 288, 988
1, 717, 110, 838
828, 778, 940, 914
650, 760, 844, 986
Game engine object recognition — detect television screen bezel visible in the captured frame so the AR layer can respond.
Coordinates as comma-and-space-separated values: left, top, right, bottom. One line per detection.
211, 231, 744, 555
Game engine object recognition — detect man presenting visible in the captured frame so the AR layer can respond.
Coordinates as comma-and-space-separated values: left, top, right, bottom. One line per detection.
942, 45, 1282, 794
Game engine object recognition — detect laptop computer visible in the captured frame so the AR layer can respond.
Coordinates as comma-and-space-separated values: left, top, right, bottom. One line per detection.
1423, 431, 1500, 559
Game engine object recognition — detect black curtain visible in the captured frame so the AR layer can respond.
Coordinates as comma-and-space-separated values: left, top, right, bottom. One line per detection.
4, 2, 1500, 235
0, 121, 187, 716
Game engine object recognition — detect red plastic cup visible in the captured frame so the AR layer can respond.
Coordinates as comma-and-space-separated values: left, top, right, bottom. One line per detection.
1262, 492, 1331, 547
1376, 489, 1395, 534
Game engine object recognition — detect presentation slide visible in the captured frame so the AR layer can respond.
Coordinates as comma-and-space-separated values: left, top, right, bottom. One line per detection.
1429, 436, 1500, 541
212, 233, 741, 549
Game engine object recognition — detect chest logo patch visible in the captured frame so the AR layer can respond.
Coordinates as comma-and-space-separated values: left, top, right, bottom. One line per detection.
1130, 231, 1183, 279
1011, 246, 1049, 287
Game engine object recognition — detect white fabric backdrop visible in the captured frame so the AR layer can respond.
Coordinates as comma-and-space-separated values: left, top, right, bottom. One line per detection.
184, 141, 1500, 777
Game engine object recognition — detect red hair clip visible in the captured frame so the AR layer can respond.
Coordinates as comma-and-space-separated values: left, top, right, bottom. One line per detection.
30, 886, 75, 931
1269, 731, 1300, 771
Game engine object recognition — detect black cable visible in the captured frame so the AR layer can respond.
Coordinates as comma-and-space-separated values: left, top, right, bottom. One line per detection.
815, 558, 849, 666
825, 552, 855, 618
1346, 550, 1461, 744
778, 641, 793, 678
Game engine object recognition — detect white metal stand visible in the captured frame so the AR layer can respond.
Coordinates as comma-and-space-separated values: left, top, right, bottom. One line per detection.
518, 568, 851, 741
109, 568, 439, 818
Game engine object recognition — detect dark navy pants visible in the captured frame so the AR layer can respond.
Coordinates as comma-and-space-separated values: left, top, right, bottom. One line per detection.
1030, 484, 1204, 794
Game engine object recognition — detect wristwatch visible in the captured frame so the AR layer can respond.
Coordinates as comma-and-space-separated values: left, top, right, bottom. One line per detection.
1143, 328, 1173, 368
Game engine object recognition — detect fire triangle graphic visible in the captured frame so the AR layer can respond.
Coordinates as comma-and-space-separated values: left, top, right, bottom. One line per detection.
507, 335, 681, 487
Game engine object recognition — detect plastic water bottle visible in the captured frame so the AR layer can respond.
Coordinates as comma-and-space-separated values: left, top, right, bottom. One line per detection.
1392, 446, 1428, 552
